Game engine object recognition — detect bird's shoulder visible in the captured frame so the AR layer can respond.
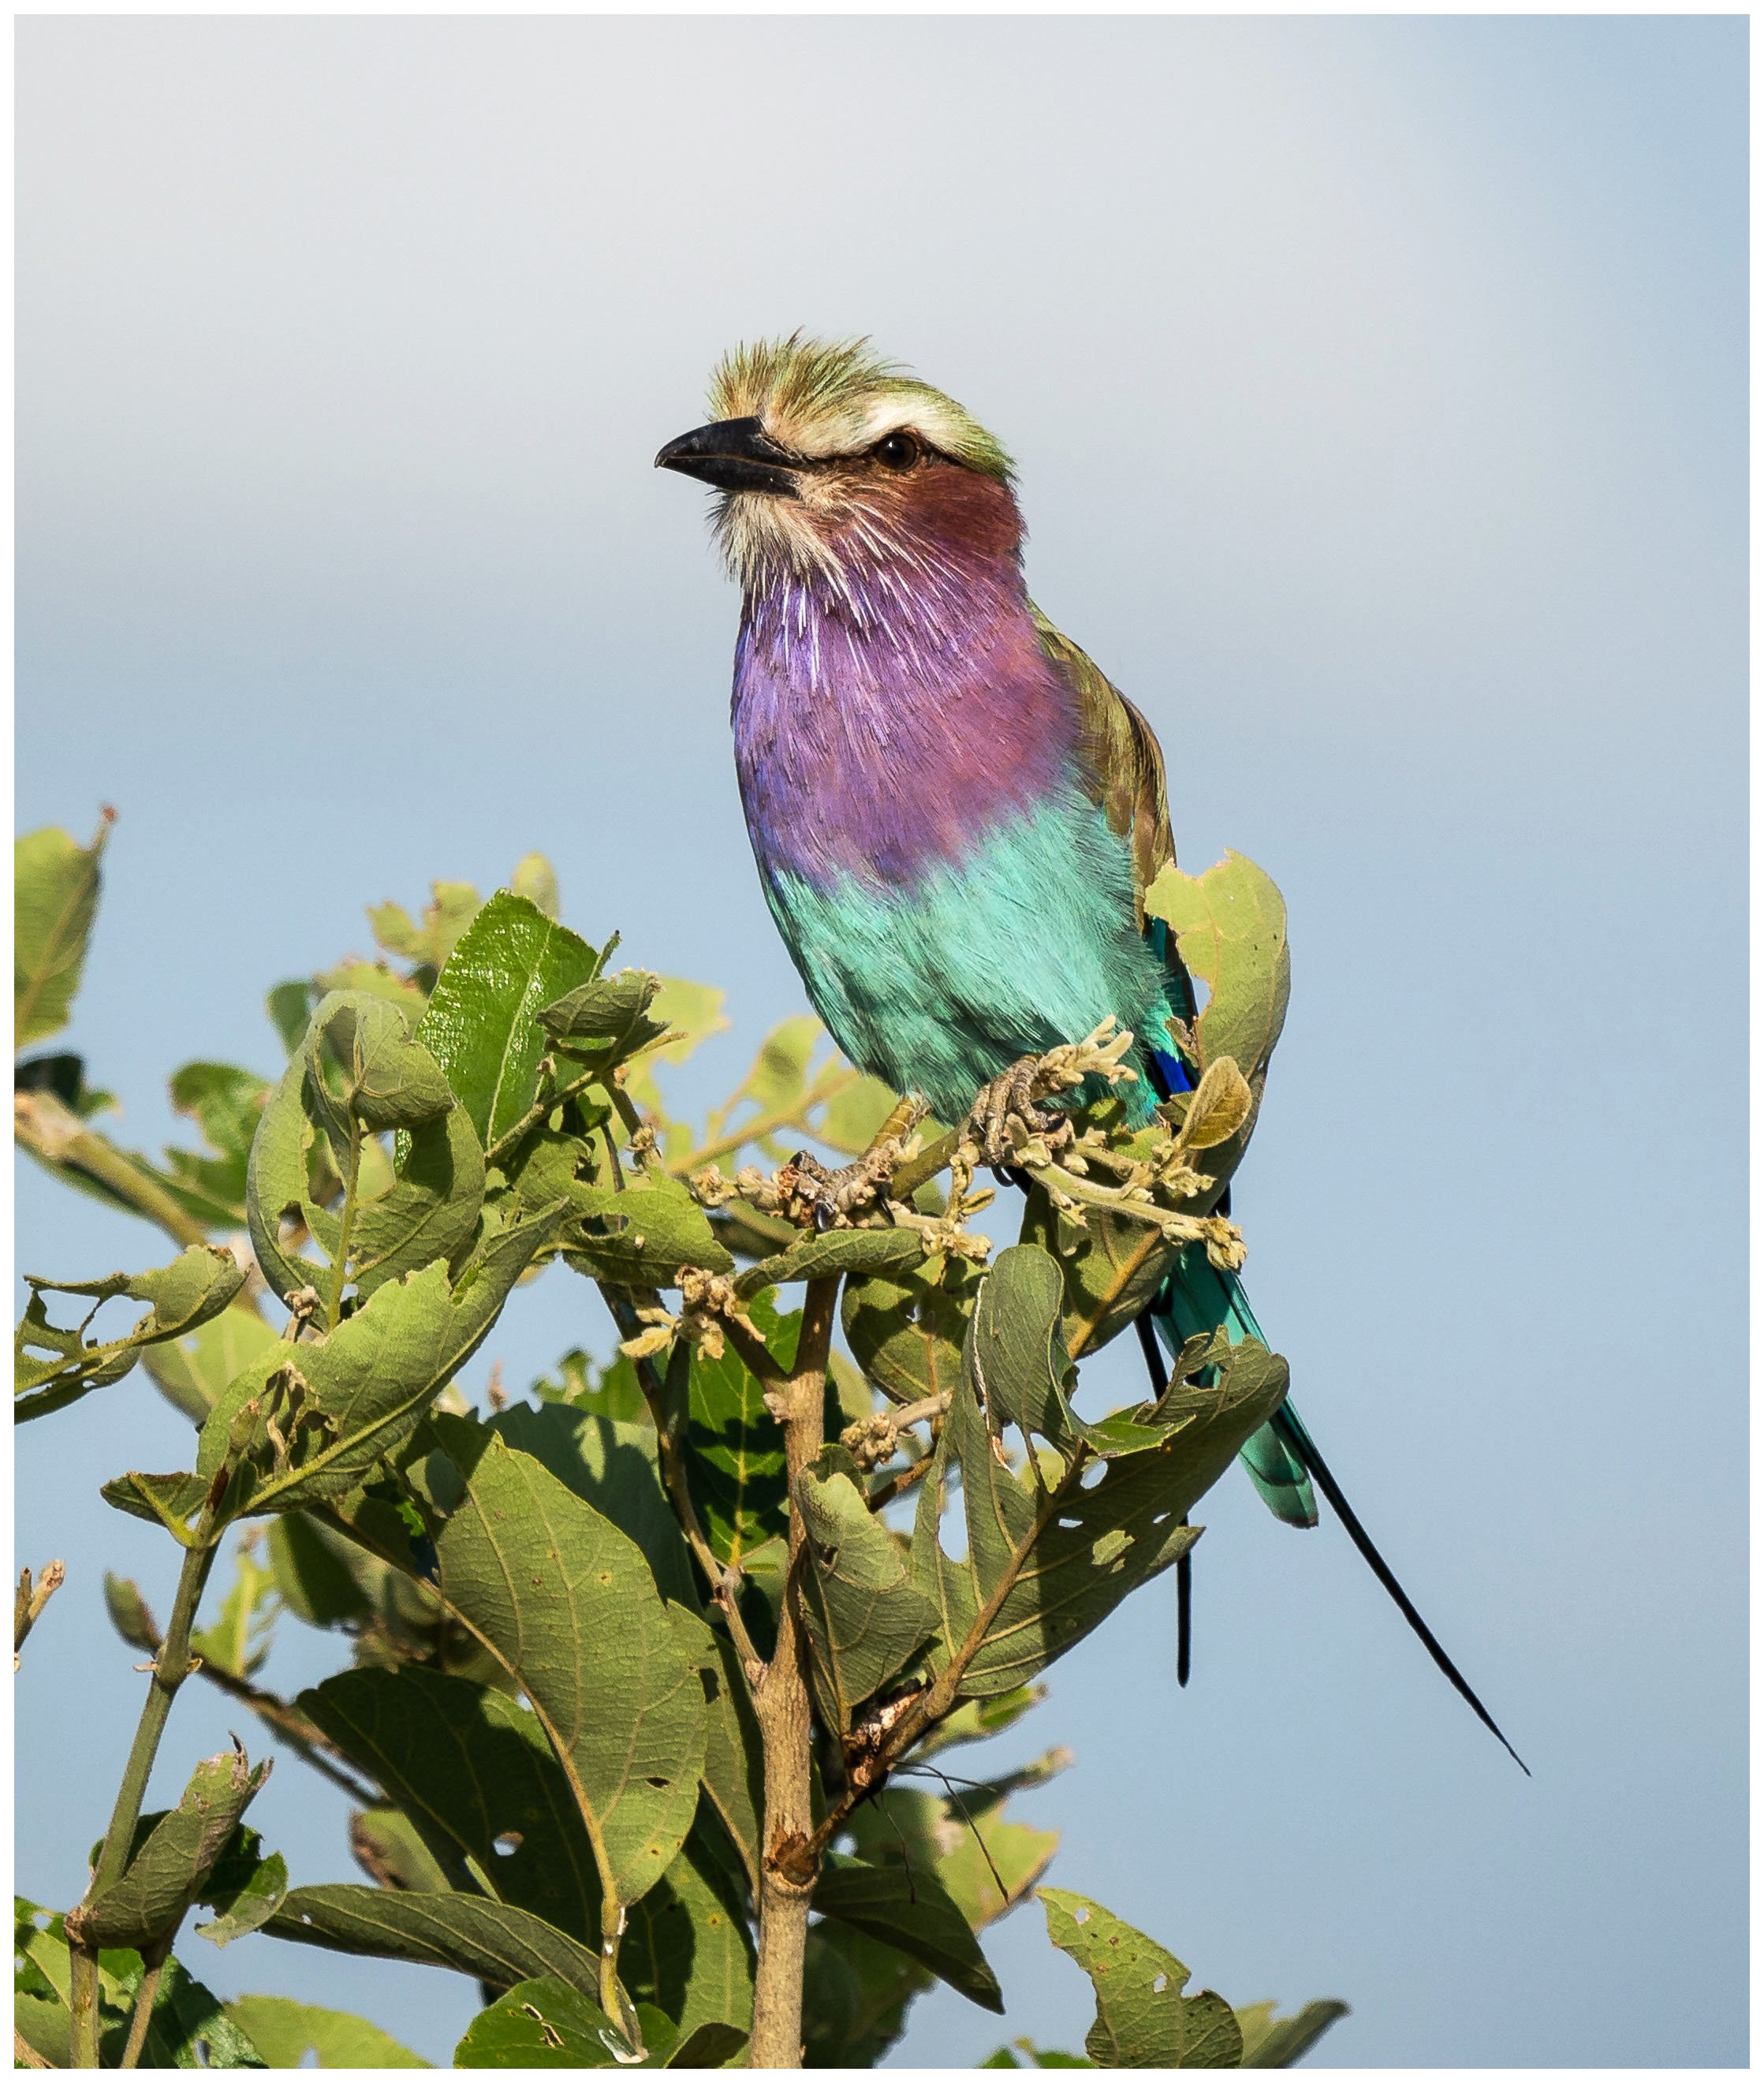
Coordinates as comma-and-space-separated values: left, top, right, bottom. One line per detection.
1029, 601, 1175, 914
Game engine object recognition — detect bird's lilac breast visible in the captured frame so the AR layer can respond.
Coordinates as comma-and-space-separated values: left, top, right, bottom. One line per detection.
730, 583, 1078, 892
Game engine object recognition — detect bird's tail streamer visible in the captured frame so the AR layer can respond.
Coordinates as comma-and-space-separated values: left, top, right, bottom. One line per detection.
1137, 1245, 1528, 1773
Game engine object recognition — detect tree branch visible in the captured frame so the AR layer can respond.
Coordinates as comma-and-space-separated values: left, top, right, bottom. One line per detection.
747, 1275, 838, 2068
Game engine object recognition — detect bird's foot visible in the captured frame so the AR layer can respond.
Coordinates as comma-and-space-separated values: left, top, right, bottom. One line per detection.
964, 1058, 1076, 1170
773, 1099, 927, 1230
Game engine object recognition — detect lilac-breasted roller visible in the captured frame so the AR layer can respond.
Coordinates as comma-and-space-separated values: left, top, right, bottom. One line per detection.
658, 334, 1520, 1768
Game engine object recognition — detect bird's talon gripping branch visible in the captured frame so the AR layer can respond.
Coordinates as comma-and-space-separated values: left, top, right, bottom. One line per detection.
960, 1019, 1139, 1169
766, 1126, 919, 1230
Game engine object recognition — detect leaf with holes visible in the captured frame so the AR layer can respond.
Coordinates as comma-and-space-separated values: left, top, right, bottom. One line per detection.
454, 1979, 747, 2069
403, 1419, 707, 1913
195, 1207, 564, 1517
1040, 1889, 1242, 2067
565, 1171, 735, 1286
69, 1747, 271, 1950
302, 1665, 604, 1944
15, 1245, 246, 1423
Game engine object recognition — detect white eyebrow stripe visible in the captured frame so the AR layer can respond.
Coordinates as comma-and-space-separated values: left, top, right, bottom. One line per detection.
767, 394, 979, 461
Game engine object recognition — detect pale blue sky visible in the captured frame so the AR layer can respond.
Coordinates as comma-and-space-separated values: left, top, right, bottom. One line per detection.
17, 16, 1745, 2066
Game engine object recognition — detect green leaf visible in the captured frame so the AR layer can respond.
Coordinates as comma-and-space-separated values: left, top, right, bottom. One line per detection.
69, 1746, 270, 1950
313, 958, 431, 1019
267, 980, 314, 1056
565, 1171, 735, 1286
509, 854, 561, 918
842, 1255, 981, 1408
308, 1661, 754, 2037
967, 1245, 1079, 1456
795, 1454, 938, 1735
114, 1953, 270, 2067
1173, 1057, 1254, 1153
348, 1100, 487, 1301
266, 1883, 606, 1995
100, 1469, 214, 1543
972, 1247, 1188, 1464
248, 1000, 476, 1323
812, 1853, 1004, 2013
194, 1828, 289, 1947
1040, 1889, 1243, 2067
684, 1292, 794, 1566
304, 1665, 605, 1943
453, 1980, 645, 2066
801, 1918, 925, 2066
264, 1511, 373, 1628
188, 1535, 278, 1682
490, 1402, 697, 1607
1235, 1998, 1351, 2067
420, 893, 602, 1145
349, 1804, 458, 1894
455, 1980, 744, 2068
369, 879, 483, 972
1143, 853, 1289, 1084
160, 1061, 273, 1223
15, 1246, 246, 1423
910, 1247, 1286, 1699
103, 1571, 159, 1652
13, 1897, 141, 2066
615, 1816, 755, 2044
839, 1777, 1061, 1940
16, 815, 110, 1048
144, 1303, 283, 1424
1020, 1184, 1179, 1361
814, 1069, 904, 1157
733, 1224, 923, 1299
698, 1634, 765, 1899
307, 992, 456, 1135
983, 2039, 1095, 2066
196, 1208, 564, 1517
409, 1422, 708, 1913
223, 1994, 430, 2067
538, 972, 666, 1058
533, 1346, 648, 1424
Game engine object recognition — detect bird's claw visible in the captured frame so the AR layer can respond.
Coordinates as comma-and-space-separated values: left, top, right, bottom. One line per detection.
964, 1058, 1074, 1170
773, 1143, 901, 1230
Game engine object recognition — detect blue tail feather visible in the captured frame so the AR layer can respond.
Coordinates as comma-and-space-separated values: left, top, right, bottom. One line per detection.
1151, 1245, 1317, 1529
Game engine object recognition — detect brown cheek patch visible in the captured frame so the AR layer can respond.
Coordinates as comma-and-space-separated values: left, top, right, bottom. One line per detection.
830, 461, 1022, 565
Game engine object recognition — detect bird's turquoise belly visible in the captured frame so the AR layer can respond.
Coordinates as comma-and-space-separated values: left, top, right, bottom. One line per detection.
755, 793, 1172, 1124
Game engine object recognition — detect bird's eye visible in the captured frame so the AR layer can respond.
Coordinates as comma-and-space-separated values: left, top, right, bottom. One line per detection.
874, 431, 922, 471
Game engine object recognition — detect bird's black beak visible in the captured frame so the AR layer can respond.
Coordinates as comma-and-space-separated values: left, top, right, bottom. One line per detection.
654, 416, 805, 497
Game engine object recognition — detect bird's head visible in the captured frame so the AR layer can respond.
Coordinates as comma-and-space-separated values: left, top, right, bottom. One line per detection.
655, 334, 1020, 601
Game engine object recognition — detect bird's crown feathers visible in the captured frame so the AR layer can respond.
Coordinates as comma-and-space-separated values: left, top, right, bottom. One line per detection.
709, 334, 1013, 481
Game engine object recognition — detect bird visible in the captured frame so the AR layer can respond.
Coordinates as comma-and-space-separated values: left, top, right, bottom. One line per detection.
656, 333, 1523, 1771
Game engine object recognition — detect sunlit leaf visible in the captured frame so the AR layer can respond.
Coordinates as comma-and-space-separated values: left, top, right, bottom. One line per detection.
223, 1994, 429, 2067
15, 815, 110, 1049
1040, 1889, 1242, 2067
